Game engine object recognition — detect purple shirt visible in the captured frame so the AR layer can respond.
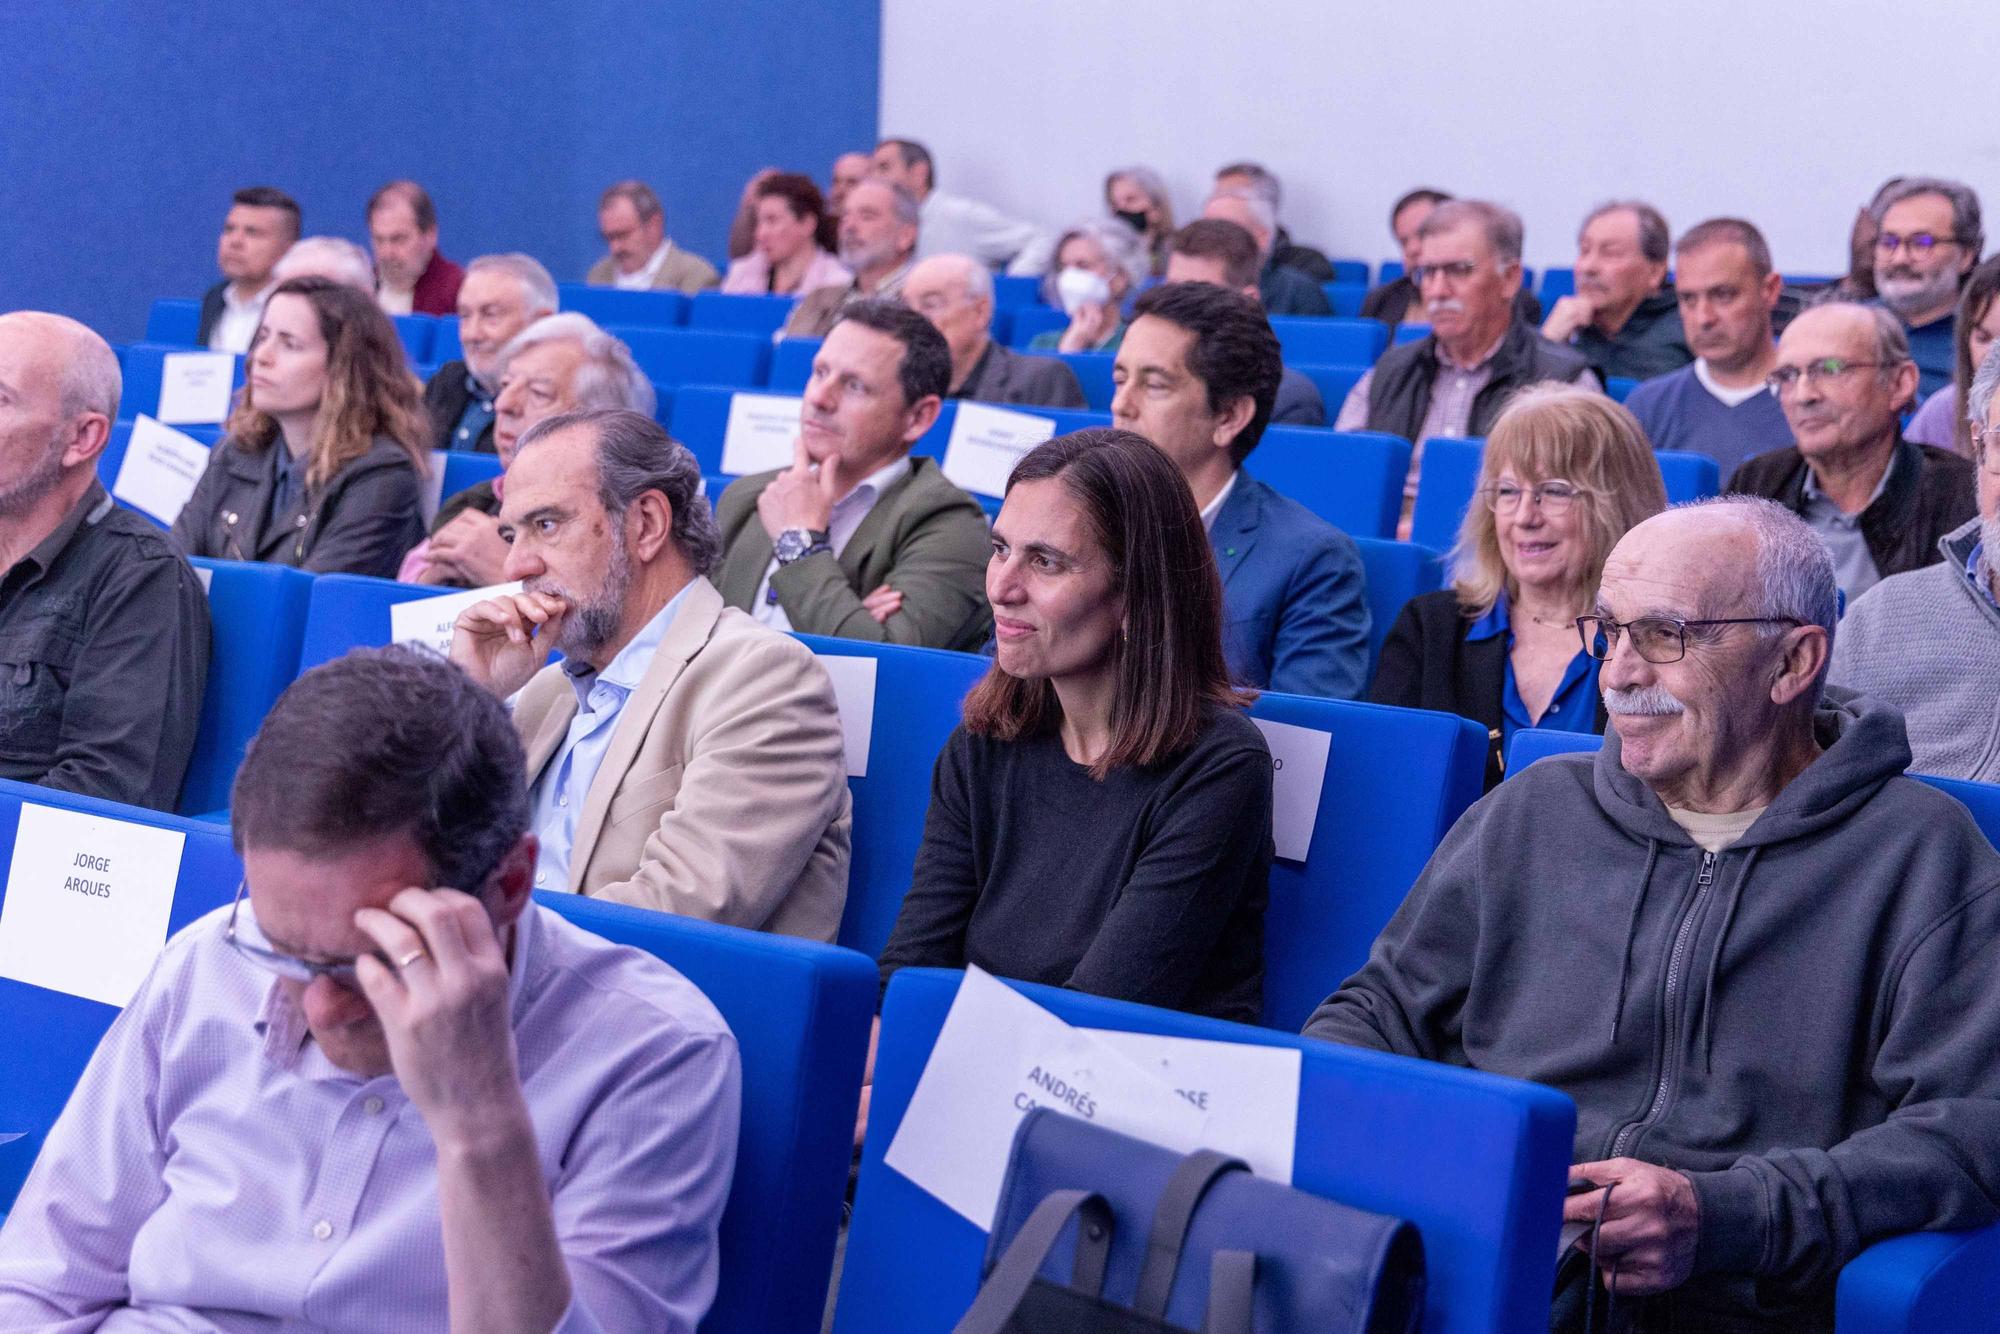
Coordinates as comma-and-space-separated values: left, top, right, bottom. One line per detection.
0, 902, 740, 1333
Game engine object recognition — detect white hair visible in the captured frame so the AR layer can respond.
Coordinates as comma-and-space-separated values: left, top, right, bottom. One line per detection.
1672, 495, 1838, 699
1044, 217, 1149, 301
465, 253, 558, 316
273, 236, 375, 293
497, 312, 656, 417
1968, 340, 2000, 428
1208, 189, 1277, 249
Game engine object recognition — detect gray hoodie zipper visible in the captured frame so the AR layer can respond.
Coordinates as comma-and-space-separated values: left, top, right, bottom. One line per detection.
1610, 849, 1718, 1158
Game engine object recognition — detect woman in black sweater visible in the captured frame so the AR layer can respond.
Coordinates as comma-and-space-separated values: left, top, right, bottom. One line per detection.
877, 429, 1274, 1024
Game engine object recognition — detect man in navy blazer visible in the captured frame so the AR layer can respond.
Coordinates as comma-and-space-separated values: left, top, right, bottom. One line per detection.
1114, 282, 1369, 699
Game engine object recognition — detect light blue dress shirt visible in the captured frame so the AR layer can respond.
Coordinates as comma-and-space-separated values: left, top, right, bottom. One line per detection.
531, 582, 692, 891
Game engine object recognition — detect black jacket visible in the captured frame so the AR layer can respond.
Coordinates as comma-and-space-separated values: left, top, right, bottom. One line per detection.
1728, 436, 1977, 583
950, 342, 1087, 410
1370, 588, 1607, 789
1359, 276, 1542, 329
195, 280, 227, 347
1570, 288, 1692, 382
1258, 258, 1332, 316
171, 434, 427, 579
422, 360, 498, 453
1364, 319, 1591, 441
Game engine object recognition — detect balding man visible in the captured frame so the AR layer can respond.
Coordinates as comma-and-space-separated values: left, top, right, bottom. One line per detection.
1731, 300, 1975, 602
368, 180, 463, 316
902, 254, 1085, 408
785, 178, 922, 339
1308, 497, 2000, 1330
1203, 191, 1331, 316
0, 313, 209, 810
1541, 200, 1692, 381
423, 254, 560, 454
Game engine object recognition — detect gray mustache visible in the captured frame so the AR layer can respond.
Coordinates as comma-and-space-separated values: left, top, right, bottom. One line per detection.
1603, 684, 1686, 716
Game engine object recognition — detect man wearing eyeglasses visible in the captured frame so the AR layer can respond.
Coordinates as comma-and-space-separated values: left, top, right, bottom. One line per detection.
1309, 497, 2000, 1329
0, 646, 742, 1330
1869, 177, 1983, 399
1729, 301, 1975, 601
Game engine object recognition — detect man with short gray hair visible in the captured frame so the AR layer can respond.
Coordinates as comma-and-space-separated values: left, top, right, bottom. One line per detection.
0, 311, 209, 810
902, 254, 1085, 407
1830, 344, 2000, 780
451, 408, 851, 939
1542, 200, 1692, 381
1871, 176, 1984, 398
1202, 189, 1331, 316
1308, 496, 2000, 1329
587, 180, 720, 294
422, 253, 559, 454
270, 236, 375, 293
785, 178, 922, 338
1212, 160, 1336, 283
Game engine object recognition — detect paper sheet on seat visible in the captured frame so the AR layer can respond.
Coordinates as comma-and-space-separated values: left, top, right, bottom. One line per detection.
941, 402, 1057, 498
112, 416, 210, 525
389, 581, 524, 659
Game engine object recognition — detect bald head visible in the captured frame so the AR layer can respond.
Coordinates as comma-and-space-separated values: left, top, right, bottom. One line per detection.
902, 254, 994, 371
0, 312, 122, 522
0, 312, 121, 424
1601, 505, 1762, 622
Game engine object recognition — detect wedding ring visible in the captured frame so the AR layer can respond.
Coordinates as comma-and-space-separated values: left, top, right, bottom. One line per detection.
395, 949, 428, 970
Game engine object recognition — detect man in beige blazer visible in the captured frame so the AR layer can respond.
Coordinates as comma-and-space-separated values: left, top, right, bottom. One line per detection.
586, 180, 720, 294
451, 408, 849, 941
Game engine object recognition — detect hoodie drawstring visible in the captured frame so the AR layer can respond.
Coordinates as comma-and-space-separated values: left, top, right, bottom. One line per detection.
1696, 846, 1762, 1075
1609, 839, 1662, 1045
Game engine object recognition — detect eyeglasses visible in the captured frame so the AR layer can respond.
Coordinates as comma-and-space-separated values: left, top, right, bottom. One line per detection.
1482, 479, 1586, 515
1576, 615, 1804, 665
1408, 260, 1482, 287
1974, 426, 2000, 475
1875, 231, 1961, 255
224, 879, 368, 989
1765, 358, 1889, 396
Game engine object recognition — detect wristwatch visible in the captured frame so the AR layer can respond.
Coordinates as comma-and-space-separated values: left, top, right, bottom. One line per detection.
773, 527, 832, 565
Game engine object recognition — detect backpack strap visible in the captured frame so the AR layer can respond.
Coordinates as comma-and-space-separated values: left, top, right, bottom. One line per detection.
955, 1189, 1114, 1334
1132, 1149, 1249, 1317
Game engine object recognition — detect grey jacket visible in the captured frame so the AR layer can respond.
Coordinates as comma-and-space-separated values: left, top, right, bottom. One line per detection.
1305, 692, 2000, 1329
1829, 518, 2000, 782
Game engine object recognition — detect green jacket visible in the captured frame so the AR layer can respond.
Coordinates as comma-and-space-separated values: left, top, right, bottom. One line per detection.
712, 455, 994, 651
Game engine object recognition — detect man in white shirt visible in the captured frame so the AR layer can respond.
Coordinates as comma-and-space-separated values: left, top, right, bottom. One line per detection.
872, 137, 1053, 277
711, 300, 993, 649
197, 186, 300, 352
585, 181, 721, 294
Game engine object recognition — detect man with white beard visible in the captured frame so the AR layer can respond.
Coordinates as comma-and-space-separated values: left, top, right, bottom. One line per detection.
1869, 177, 1983, 399
1830, 342, 2000, 780
1306, 496, 2000, 1330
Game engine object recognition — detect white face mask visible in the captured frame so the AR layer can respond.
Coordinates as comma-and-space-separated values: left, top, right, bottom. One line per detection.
1056, 266, 1113, 315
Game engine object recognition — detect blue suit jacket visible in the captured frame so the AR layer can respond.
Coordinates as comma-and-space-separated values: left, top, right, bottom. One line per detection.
1210, 473, 1370, 700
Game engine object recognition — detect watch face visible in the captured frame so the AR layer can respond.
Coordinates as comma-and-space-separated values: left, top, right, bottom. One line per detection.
775, 530, 806, 562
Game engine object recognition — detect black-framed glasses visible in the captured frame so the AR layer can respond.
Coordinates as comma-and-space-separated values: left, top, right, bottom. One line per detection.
1576, 615, 1804, 665
1482, 479, 1586, 515
1765, 358, 1889, 396
1875, 231, 1961, 255
224, 879, 368, 989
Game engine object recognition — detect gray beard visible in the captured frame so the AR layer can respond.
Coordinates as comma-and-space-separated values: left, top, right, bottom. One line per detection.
1982, 510, 2000, 592
1877, 268, 1961, 321
0, 434, 69, 518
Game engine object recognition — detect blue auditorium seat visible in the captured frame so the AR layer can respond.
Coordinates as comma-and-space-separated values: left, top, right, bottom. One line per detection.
1394, 322, 1431, 345
1379, 260, 1406, 283
1267, 316, 1387, 365
1605, 375, 1638, 403
535, 892, 875, 1334
181, 559, 312, 816
1248, 428, 1411, 540
0, 780, 243, 1209
432, 320, 463, 364
790, 635, 989, 958
1287, 362, 1369, 417
1539, 267, 1576, 304
557, 282, 687, 329
1352, 536, 1443, 672
837, 968, 1575, 1334
391, 313, 435, 364
1246, 692, 1486, 1030
687, 291, 798, 337
1322, 281, 1370, 316
607, 326, 769, 390
144, 297, 203, 346
119, 344, 245, 424
1328, 257, 1372, 284
1500, 726, 1598, 777
666, 384, 804, 476
1409, 438, 1719, 554
295, 573, 455, 673
437, 449, 503, 500
767, 337, 820, 391
991, 274, 1042, 309
1004, 305, 1067, 348
1055, 351, 1115, 410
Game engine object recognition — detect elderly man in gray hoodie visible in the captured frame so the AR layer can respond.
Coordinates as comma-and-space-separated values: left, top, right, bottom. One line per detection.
1306, 496, 2000, 1331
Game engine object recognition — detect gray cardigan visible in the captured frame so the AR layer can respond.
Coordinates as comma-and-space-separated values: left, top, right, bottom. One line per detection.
1828, 518, 2000, 782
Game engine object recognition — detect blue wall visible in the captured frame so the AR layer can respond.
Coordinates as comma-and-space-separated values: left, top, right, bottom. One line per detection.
0, 1, 881, 344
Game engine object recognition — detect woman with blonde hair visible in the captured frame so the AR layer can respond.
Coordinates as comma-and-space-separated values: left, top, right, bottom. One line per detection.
1370, 383, 1668, 787
174, 276, 430, 577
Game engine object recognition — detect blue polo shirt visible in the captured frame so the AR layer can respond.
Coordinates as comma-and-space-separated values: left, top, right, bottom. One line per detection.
1466, 593, 1601, 752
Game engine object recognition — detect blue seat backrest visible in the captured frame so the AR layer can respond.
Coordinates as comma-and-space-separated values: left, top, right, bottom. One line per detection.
1055, 351, 1115, 410
1248, 693, 1486, 1030
145, 298, 202, 345
1248, 429, 1411, 540
1657, 450, 1720, 503
119, 344, 245, 423
1352, 537, 1444, 673
1328, 258, 1372, 284
1394, 322, 1431, 346
433, 320, 463, 364
837, 968, 1575, 1334
768, 337, 820, 391
1411, 439, 1720, 553
1322, 281, 1370, 316
687, 291, 798, 337
1267, 316, 1387, 365
99, 419, 224, 496
1379, 260, 1406, 283
181, 559, 312, 816
666, 384, 794, 476
0, 779, 243, 1208
534, 892, 875, 1334
1004, 306, 1068, 348
606, 326, 770, 391
391, 314, 434, 365
1604, 376, 1638, 403
295, 573, 454, 674
791, 635, 990, 957
991, 274, 1042, 309
1287, 362, 1369, 416
557, 282, 687, 329
1539, 267, 1576, 304
438, 450, 504, 501
1502, 727, 1599, 779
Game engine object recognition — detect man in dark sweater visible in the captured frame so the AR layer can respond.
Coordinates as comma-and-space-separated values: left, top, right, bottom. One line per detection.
1730, 301, 1975, 603
1541, 200, 1692, 382
421, 254, 557, 454
1202, 192, 1331, 316
1307, 498, 2000, 1330
902, 254, 1086, 409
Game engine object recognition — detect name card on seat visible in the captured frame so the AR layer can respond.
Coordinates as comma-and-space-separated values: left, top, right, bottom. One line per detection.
721, 393, 803, 475
817, 654, 878, 778
942, 402, 1057, 499
1251, 718, 1332, 862
156, 352, 235, 425
389, 581, 524, 659
0, 803, 186, 1008
112, 415, 211, 525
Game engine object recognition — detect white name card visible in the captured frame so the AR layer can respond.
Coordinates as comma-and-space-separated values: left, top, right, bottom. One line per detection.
1252, 717, 1332, 862
884, 966, 1208, 1230
720, 392, 804, 476
389, 581, 525, 659
156, 351, 236, 425
1090, 1028, 1301, 1183
112, 415, 211, 525
0, 803, 186, 1008
817, 655, 878, 778
941, 402, 1057, 499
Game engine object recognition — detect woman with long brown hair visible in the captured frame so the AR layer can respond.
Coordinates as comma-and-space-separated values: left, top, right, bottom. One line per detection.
174, 275, 429, 577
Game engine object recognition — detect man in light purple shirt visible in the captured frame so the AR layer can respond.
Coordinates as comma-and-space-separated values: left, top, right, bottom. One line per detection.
0, 646, 740, 1332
